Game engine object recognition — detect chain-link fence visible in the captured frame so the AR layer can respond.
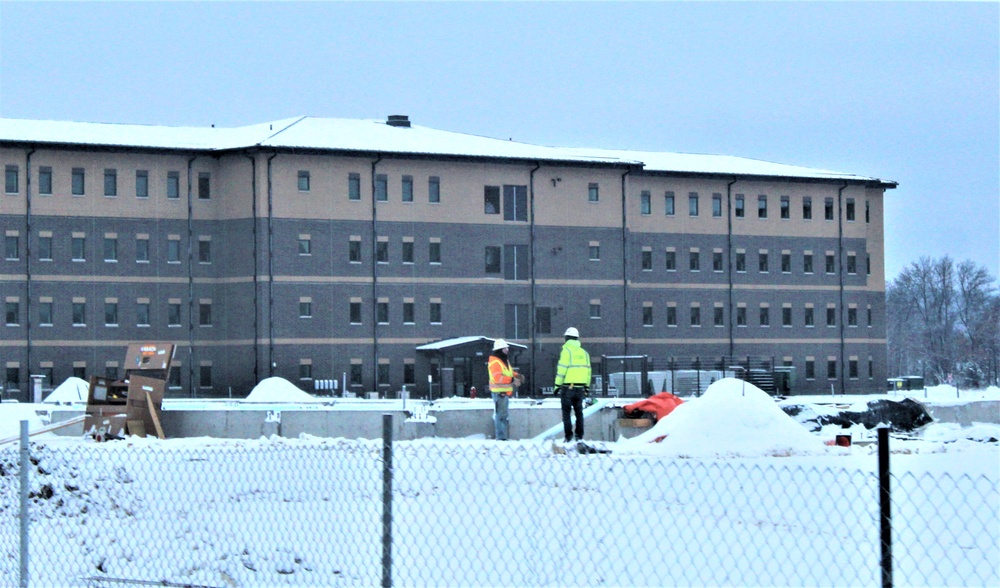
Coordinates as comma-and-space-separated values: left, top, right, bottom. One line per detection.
2, 424, 997, 587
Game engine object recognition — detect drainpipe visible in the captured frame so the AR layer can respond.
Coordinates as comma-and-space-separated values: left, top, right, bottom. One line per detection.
266, 153, 278, 378
528, 162, 541, 394
837, 182, 848, 394
726, 178, 737, 357
620, 169, 631, 357
371, 155, 382, 391
24, 148, 35, 393
186, 156, 197, 396
245, 153, 259, 383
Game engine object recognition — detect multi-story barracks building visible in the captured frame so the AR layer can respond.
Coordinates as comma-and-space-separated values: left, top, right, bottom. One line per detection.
1, 115, 895, 399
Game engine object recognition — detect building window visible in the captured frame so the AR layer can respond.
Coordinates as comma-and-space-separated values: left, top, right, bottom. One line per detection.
199, 302, 212, 326
376, 241, 389, 264
404, 363, 416, 385
827, 306, 836, 327
590, 302, 601, 319
689, 250, 700, 272
402, 175, 413, 202
198, 173, 211, 200
38, 235, 52, 260
430, 301, 442, 324
4, 301, 19, 325
429, 176, 440, 203
350, 363, 363, 387
349, 238, 362, 263
759, 306, 770, 327
735, 251, 746, 273
782, 306, 792, 327
298, 236, 311, 256
802, 196, 812, 220
103, 236, 118, 262
484, 186, 500, 214
734, 194, 745, 218
664, 191, 675, 216
867, 306, 873, 327
826, 254, 835, 274
868, 358, 874, 379
867, 254, 871, 276
350, 301, 362, 324
300, 363, 313, 381
641, 249, 652, 271
135, 170, 149, 198
780, 196, 790, 219
504, 244, 528, 280
167, 171, 180, 199
825, 197, 834, 221
104, 302, 118, 326
535, 307, 552, 334
402, 241, 414, 263
403, 301, 415, 324
168, 303, 181, 326
665, 250, 676, 271
757, 195, 767, 219
4, 166, 18, 194
4, 235, 18, 260
73, 301, 86, 326
758, 251, 768, 273
137, 302, 150, 326
688, 192, 699, 217
298, 171, 311, 192
589, 243, 600, 261
588, 183, 599, 202
781, 252, 791, 273
39, 302, 53, 326
736, 306, 747, 327
38, 167, 52, 195
712, 193, 722, 217
640, 191, 651, 215
104, 169, 117, 197
642, 305, 653, 327
378, 364, 390, 387
72, 168, 85, 196
167, 238, 181, 263
805, 359, 815, 380
827, 360, 837, 379
299, 301, 312, 318
200, 365, 213, 388
690, 306, 701, 327
374, 174, 388, 202
4, 367, 20, 392
714, 306, 724, 327
429, 241, 441, 264
485, 246, 501, 273
72, 236, 86, 261
804, 306, 814, 327
349, 173, 361, 201
666, 305, 677, 327
503, 185, 528, 221
848, 306, 858, 327
849, 359, 858, 379
377, 301, 389, 324
504, 303, 530, 338
713, 251, 723, 272
846, 198, 855, 221
865, 200, 870, 223
804, 253, 814, 274
847, 254, 857, 275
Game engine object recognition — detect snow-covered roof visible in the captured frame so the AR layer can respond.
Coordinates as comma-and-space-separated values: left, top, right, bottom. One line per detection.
0, 116, 894, 185
416, 336, 527, 352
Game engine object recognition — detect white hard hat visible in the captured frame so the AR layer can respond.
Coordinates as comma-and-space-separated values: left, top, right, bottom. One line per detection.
564, 327, 579, 338
492, 338, 509, 351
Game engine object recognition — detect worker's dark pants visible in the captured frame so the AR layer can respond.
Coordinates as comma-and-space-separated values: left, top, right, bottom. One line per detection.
560, 387, 586, 441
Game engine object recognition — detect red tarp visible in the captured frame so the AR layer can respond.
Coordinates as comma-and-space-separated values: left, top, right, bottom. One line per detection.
623, 392, 684, 421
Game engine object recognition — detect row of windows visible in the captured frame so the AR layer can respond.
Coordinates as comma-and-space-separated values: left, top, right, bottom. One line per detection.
639, 191, 870, 223
4, 165, 208, 200
4, 299, 214, 328
4, 233, 212, 264
642, 248, 871, 276
2, 364, 211, 391
637, 302, 874, 328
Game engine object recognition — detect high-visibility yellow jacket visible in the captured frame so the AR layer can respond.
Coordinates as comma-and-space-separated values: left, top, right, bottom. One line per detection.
554, 339, 591, 387
488, 355, 519, 395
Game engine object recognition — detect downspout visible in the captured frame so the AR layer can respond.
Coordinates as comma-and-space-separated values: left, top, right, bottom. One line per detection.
244, 153, 259, 384
186, 156, 197, 396
837, 182, 848, 394
266, 153, 278, 378
371, 155, 382, 391
620, 169, 632, 357
24, 148, 35, 389
528, 162, 541, 394
726, 178, 737, 357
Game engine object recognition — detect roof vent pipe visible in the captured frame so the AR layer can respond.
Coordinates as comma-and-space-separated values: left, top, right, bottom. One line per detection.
386, 115, 411, 127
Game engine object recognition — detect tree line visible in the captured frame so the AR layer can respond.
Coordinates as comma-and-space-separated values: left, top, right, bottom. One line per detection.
887, 256, 1000, 388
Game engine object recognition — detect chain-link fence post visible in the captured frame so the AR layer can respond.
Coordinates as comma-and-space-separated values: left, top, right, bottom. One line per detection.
382, 414, 393, 588
878, 427, 892, 588
19, 420, 29, 588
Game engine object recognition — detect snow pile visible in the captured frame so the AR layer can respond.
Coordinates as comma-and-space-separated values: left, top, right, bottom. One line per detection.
0, 404, 46, 440
617, 378, 828, 458
242, 377, 322, 403
43, 377, 90, 404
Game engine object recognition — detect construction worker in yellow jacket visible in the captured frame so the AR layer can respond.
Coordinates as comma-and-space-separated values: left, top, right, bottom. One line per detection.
555, 327, 592, 442
488, 339, 521, 440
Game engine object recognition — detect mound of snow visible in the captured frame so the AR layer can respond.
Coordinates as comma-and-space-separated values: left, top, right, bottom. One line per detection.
43, 377, 90, 404
0, 404, 47, 440
618, 378, 827, 458
243, 377, 322, 403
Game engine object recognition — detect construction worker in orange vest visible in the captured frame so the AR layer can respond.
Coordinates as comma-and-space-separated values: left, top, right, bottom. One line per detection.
488, 339, 522, 440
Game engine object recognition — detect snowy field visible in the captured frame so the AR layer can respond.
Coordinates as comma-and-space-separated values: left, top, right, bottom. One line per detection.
1, 379, 998, 587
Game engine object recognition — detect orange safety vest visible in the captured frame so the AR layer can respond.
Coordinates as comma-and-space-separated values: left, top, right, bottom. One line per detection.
488, 355, 518, 395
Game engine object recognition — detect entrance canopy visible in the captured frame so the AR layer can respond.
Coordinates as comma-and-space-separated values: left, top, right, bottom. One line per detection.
416, 336, 526, 358
416, 337, 528, 399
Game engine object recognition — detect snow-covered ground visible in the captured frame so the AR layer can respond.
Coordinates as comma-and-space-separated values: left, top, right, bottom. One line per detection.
1, 378, 997, 586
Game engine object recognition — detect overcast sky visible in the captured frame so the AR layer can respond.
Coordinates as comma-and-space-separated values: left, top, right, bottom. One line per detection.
1, 2, 996, 281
